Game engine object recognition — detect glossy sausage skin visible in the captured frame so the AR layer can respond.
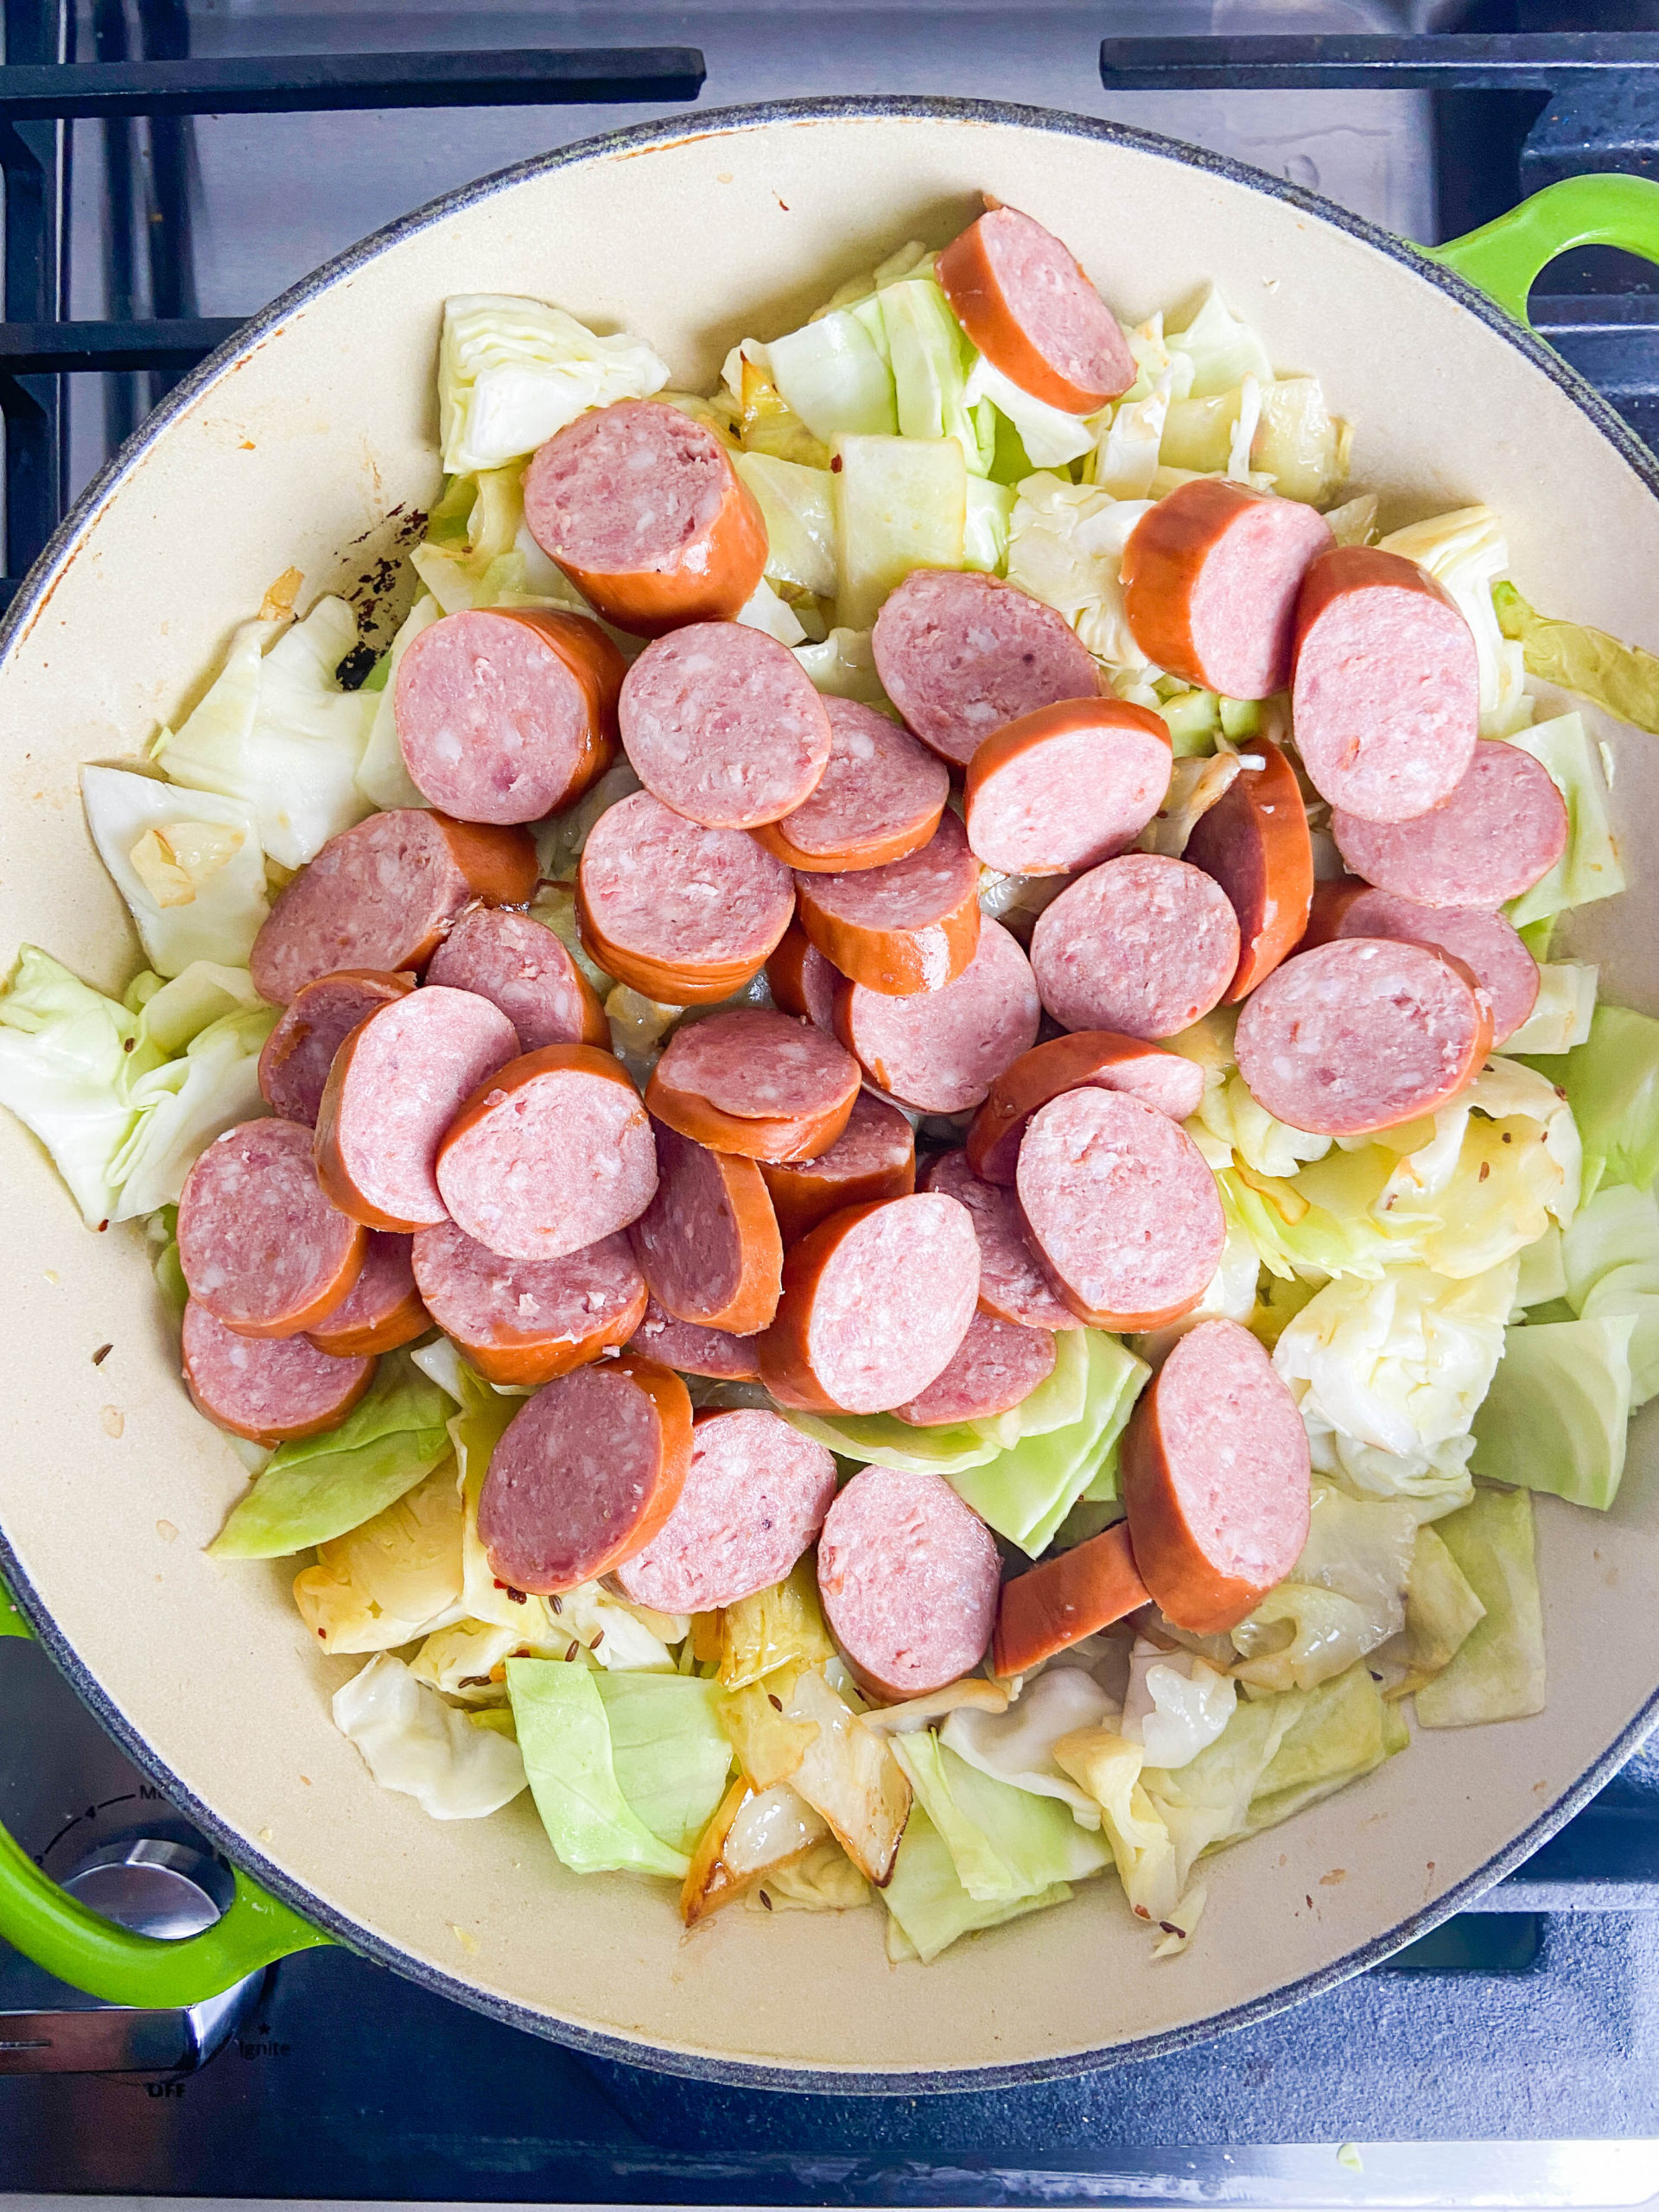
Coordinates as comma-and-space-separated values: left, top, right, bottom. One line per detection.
629, 1123, 784, 1336
305, 1231, 429, 1357
1182, 737, 1314, 1001
936, 204, 1135, 413
759, 1092, 916, 1246
965, 1031, 1205, 1184
645, 1007, 861, 1165
993, 1522, 1150, 1677
794, 810, 982, 997
1120, 1320, 1310, 1636
1121, 480, 1333, 699
963, 698, 1172, 878
411, 1221, 648, 1387
181, 1299, 374, 1445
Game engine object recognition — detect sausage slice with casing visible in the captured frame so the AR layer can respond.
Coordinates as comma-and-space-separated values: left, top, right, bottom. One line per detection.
1181, 737, 1313, 1001
817, 1465, 1001, 1699
936, 204, 1136, 413
645, 1007, 860, 1164
182, 1300, 374, 1444
178, 1118, 365, 1339
966, 1031, 1205, 1183
1121, 1319, 1310, 1636
760, 1091, 916, 1247
963, 697, 1172, 877
993, 1522, 1150, 1677
478, 1354, 692, 1595
412, 1221, 647, 1386
629, 1122, 783, 1337
258, 969, 415, 1127
795, 808, 982, 996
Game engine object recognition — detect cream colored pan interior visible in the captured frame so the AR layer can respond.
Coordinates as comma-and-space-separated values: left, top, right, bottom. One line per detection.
1, 100, 1656, 2086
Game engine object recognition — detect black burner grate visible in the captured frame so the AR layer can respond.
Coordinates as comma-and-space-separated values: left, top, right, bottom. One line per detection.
0, 0, 704, 601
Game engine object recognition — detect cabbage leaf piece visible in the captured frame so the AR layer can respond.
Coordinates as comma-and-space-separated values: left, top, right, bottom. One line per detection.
0, 948, 273, 1227
81, 766, 268, 978
1399, 1522, 1487, 1688
880, 1802, 1072, 1964
1502, 962, 1598, 1057
1560, 1180, 1659, 1406
1051, 1727, 1180, 1925
292, 1462, 465, 1654
1493, 578, 1659, 736
507, 1658, 730, 1878
1230, 1484, 1419, 1692
831, 431, 966, 630
1503, 714, 1625, 931
437, 293, 668, 474
1271, 1260, 1517, 1510
891, 1732, 1110, 1905
1121, 1639, 1237, 1764
1243, 1663, 1408, 1833
941, 1665, 1116, 1826
1522, 1003, 1659, 1205
1414, 1486, 1546, 1726
1005, 478, 1154, 670
210, 1354, 457, 1557
333, 1652, 527, 1820
1468, 1314, 1635, 1510
156, 595, 378, 870
734, 450, 836, 597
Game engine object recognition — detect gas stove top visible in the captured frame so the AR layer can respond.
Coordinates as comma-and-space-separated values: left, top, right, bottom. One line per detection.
7, 5, 1659, 2199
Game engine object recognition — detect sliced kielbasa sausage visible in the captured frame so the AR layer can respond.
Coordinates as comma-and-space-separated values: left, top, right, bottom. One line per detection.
629, 1122, 783, 1337
1016, 1089, 1225, 1330
893, 1310, 1056, 1428
753, 697, 949, 873
257, 969, 415, 1127
1332, 740, 1568, 909
1121, 479, 1333, 698
1121, 1319, 1310, 1636
1292, 547, 1479, 823
425, 903, 610, 1052
937, 204, 1136, 413
1234, 937, 1494, 1137
250, 809, 537, 1005
817, 1465, 1001, 1699
411, 1220, 647, 1387
836, 917, 1041, 1115
178, 1118, 365, 1339
963, 698, 1172, 877
306, 1232, 429, 1358
477, 1354, 692, 1593
965, 1031, 1205, 1185
760, 1091, 916, 1247
394, 605, 623, 825
182, 1299, 374, 1444
1306, 880, 1540, 1047
795, 807, 982, 997
315, 986, 519, 1232
619, 620, 832, 830
645, 1007, 861, 1164
1029, 853, 1240, 1039
1182, 737, 1313, 1001
627, 1296, 762, 1382
757, 1192, 981, 1414
925, 1148, 1083, 1332
614, 1408, 838, 1614
872, 569, 1099, 768
436, 1042, 658, 1262
522, 399, 767, 637
992, 1522, 1150, 1678
577, 791, 795, 1004
766, 922, 840, 1033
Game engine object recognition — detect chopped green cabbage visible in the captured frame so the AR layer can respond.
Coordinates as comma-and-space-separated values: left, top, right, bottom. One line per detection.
949, 1329, 1147, 1555
80, 766, 268, 978
1195, 1066, 1332, 1179
939, 1666, 1115, 1826
507, 1659, 728, 1878
1091, 376, 1171, 500
0, 948, 275, 1226
1469, 1315, 1635, 1510
1005, 478, 1154, 668
1252, 377, 1348, 506
292, 1463, 464, 1655
437, 293, 668, 474
733, 451, 836, 597
1503, 715, 1625, 931
1525, 1003, 1659, 1204
1503, 962, 1598, 1056
1414, 1486, 1546, 1726
1230, 1483, 1419, 1691
1051, 1728, 1179, 1924
1493, 579, 1659, 736
792, 626, 888, 705
156, 595, 378, 870
736, 579, 807, 646
765, 310, 897, 443
1243, 1663, 1408, 1834
1122, 1639, 1237, 1767
1402, 1522, 1486, 1680
880, 1802, 1071, 1964
1377, 507, 1529, 736
333, 1652, 526, 1820
890, 1732, 1110, 1905
961, 352, 1095, 468
209, 1354, 457, 1557
1513, 1224, 1567, 1310
963, 476, 1017, 575
880, 276, 995, 472
1560, 1180, 1659, 1405
1166, 286, 1274, 397
831, 432, 965, 630
1271, 1260, 1516, 1510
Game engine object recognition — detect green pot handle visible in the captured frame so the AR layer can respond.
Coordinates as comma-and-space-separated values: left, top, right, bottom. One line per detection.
1424, 172, 1659, 327
0, 1578, 333, 2005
